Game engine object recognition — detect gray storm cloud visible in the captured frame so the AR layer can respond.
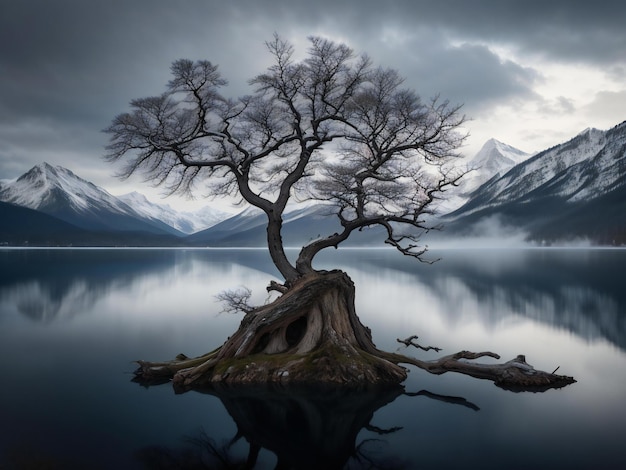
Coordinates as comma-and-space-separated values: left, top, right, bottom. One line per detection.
1, 0, 625, 207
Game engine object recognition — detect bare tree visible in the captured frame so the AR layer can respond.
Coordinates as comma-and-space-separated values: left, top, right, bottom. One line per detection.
107, 35, 574, 391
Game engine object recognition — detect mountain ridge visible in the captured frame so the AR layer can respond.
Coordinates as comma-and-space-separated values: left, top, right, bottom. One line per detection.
2, 120, 625, 247
443, 120, 626, 244
0, 162, 183, 236
0, 162, 231, 238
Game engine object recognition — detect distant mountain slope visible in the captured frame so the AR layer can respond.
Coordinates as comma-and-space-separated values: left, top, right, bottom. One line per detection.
443, 121, 626, 244
0, 200, 89, 244
186, 205, 341, 247
533, 182, 626, 244
0, 201, 181, 246
186, 206, 266, 246
0, 163, 183, 236
186, 203, 387, 247
118, 192, 230, 234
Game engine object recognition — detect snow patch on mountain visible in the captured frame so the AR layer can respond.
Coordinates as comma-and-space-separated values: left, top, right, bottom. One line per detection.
117, 192, 230, 234
466, 138, 530, 187
436, 138, 530, 213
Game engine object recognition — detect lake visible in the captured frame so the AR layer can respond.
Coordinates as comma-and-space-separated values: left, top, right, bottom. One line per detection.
1, 247, 625, 469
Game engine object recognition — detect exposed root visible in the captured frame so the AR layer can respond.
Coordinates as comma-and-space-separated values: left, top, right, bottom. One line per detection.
132, 272, 576, 393
134, 349, 220, 379
134, 271, 408, 389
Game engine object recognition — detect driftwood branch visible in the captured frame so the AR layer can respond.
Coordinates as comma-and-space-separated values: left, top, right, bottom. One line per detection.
397, 335, 442, 352
387, 336, 576, 392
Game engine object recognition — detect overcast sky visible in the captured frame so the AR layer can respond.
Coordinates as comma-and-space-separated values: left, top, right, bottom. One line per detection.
1, 0, 625, 210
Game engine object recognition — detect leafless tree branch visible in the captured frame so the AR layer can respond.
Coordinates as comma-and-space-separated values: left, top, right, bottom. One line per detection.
215, 287, 255, 314
105, 35, 468, 281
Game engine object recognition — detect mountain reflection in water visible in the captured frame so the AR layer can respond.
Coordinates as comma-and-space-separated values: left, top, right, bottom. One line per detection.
315, 248, 626, 352
1, 248, 623, 351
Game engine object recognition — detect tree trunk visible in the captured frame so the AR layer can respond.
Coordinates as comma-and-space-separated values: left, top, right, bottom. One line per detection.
135, 270, 407, 388
133, 270, 575, 392
266, 210, 300, 283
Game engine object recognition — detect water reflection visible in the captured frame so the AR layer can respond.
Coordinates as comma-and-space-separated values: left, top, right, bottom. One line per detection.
0, 249, 280, 323
0, 249, 180, 322
1, 248, 625, 469
316, 248, 626, 352
2, 248, 624, 352
135, 384, 479, 469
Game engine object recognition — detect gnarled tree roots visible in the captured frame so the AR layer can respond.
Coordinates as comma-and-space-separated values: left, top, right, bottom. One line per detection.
133, 270, 575, 392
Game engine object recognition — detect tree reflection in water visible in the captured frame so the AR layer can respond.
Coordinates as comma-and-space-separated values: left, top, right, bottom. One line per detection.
135, 384, 479, 469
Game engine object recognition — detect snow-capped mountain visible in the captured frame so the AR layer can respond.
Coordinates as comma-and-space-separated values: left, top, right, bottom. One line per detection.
118, 191, 229, 234
436, 138, 530, 214
443, 121, 626, 244
0, 163, 182, 236
3, 118, 625, 248
464, 138, 530, 192
451, 127, 614, 215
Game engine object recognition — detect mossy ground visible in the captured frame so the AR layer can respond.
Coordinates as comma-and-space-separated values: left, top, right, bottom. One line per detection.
202, 343, 407, 386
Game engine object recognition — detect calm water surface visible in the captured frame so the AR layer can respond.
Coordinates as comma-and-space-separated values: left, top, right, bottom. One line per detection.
0, 248, 625, 469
